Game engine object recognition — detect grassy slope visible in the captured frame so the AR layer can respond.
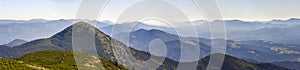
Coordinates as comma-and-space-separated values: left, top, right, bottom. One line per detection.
17, 50, 127, 70
0, 58, 33, 70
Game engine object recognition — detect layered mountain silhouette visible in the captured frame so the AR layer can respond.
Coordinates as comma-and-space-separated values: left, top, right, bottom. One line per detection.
113, 28, 300, 63
0, 22, 289, 70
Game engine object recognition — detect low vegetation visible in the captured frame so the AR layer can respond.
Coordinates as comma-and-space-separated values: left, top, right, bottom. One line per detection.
0, 58, 33, 70
1, 50, 127, 70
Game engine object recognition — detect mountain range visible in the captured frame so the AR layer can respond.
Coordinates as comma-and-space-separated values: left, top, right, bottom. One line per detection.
113, 28, 300, 62
1, 19, 300, 69
0, 22, 289, 70
2, 18, 300, 45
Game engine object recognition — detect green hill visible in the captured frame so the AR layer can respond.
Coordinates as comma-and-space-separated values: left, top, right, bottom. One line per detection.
17, 50, 127, 70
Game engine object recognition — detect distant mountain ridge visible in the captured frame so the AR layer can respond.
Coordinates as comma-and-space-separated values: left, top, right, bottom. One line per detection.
0, 19, 112, 45
4, 39, 27, 47
1, 18, 300, 44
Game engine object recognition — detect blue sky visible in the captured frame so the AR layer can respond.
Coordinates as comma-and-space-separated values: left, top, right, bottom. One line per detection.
0, 0, 300, 22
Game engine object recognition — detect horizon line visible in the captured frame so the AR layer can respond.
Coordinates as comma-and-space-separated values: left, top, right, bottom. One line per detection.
0, 17, 299, 23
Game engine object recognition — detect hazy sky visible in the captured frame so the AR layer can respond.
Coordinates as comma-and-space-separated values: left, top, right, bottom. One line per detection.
0, 0, 300, 22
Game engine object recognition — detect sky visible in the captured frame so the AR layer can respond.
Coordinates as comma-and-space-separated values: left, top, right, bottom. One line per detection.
0, 0, 300, 22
